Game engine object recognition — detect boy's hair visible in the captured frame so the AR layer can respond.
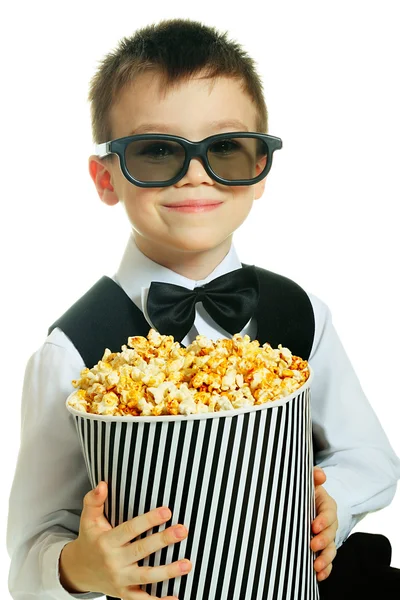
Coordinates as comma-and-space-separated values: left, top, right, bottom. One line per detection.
88, 18, 268, 151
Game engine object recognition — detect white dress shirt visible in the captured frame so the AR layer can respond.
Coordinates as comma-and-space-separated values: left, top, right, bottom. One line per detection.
7, 233, 400, 600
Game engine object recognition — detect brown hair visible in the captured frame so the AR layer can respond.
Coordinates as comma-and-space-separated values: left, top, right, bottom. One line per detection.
87, 18, 268, 148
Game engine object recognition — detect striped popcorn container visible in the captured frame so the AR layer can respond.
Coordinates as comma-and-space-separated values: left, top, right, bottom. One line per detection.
66, 368, 319, 600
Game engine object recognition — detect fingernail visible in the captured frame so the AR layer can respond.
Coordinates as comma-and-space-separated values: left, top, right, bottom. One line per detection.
180, 560, 191, 573
94, 484, 100, 495
174, 525, 187, 539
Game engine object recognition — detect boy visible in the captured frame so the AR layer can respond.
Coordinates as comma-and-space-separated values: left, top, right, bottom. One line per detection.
7, 17, 400, 600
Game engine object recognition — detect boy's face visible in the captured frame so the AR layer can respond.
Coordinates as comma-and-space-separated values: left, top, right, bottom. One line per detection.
88, 72, 267, 266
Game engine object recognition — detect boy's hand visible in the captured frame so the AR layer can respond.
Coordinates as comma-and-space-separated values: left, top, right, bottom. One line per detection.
311, 467, 338, 582
59, 481, 191, 599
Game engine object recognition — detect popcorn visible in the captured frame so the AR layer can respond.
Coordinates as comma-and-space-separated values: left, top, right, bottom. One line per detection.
68, 329, 309, 416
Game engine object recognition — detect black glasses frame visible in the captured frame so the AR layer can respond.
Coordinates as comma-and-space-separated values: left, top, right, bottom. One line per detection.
94, 132, 283, 187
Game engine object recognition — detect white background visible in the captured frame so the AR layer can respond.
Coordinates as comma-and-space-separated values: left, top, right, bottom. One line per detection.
2, 1, 399, 596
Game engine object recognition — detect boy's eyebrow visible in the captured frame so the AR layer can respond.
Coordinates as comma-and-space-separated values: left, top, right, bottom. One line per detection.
128, 119, 249, 136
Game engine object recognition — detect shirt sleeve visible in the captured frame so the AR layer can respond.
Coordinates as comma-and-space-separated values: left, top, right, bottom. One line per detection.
6, 329, 104, 599
308, 294, 400, 549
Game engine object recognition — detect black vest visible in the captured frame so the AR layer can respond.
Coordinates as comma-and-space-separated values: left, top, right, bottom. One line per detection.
49, 264, 319, 461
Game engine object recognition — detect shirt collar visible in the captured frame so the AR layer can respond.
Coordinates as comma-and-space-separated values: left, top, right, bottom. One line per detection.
114, 233, 243, 314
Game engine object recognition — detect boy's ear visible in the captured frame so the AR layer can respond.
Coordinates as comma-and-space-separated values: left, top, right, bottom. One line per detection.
88, 155, 119, 206
253, 176, 267, 200
253, 156, 268, 200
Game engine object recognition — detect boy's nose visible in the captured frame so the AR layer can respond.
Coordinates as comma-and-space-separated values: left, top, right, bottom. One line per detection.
178, 157, 214, 185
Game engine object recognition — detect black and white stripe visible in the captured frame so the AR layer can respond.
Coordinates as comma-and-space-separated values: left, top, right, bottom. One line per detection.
71, 380, 319, 600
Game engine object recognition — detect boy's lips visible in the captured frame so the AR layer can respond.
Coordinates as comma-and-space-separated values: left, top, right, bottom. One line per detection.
161, 199, 224, 213
162, 199, 223, 207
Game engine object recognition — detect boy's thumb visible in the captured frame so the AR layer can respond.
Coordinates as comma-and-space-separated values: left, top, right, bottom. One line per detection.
82, 481, 108, 520
94, 481, 106, 496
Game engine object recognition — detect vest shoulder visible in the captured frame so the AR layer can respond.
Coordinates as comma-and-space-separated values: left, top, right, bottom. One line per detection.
249, 264, 310, 296
47, 276, 123, 336
47, 276, 151, 368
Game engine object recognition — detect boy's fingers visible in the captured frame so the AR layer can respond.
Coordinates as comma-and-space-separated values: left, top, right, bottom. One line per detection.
81, 481, 109, 528
313, 467, 326, 485
315, 486, 337, 515
311, 520, 338, 551
108, 506, 172, 547
314, 541, 337, 573
312, 507, 338, 534
317, 562, 333, 582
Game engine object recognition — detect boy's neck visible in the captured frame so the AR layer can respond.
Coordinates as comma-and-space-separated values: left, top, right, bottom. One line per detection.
134, 234, 233, 281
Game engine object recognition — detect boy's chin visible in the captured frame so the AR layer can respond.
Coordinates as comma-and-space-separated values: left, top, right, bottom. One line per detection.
166, 235, 233, 254
136, 232, 233, 255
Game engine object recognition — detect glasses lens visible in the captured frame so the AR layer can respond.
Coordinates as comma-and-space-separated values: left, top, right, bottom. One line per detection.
125, 139, 185, 182
207, 136, 268, 181
124, 135, 269, 183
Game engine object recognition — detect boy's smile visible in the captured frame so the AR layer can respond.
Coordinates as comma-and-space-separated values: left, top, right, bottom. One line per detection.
88, 71, 267, 278
162, 202, 223, 213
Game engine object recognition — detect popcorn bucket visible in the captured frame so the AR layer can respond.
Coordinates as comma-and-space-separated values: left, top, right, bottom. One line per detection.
66, 368, 319, 599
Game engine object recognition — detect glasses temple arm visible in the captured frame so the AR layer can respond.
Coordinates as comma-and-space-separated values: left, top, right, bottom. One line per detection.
93, 142, 110, 158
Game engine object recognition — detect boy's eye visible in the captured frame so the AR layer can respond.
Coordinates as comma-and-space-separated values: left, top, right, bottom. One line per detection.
135, 142, 179, 159
209, 139, 240, 155
142, 143, 170, 157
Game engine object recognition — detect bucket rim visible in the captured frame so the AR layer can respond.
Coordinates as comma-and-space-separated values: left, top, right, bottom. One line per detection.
66, 366, 314, 423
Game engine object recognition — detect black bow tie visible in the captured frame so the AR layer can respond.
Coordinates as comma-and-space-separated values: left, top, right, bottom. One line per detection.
146, 265, 259, 342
